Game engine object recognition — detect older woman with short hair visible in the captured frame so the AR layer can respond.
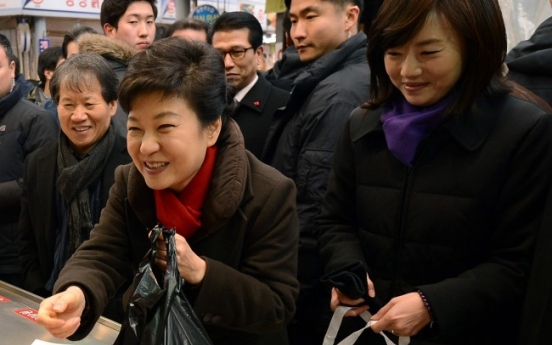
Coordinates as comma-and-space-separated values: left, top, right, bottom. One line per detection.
36, 38, 299, 345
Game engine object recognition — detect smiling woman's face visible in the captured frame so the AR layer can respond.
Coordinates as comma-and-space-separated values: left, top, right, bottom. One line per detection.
127, 92, 221, 193
384, 13, 463, 107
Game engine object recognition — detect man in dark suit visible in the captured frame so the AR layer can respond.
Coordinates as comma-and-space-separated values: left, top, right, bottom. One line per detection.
211, 11, 289, 162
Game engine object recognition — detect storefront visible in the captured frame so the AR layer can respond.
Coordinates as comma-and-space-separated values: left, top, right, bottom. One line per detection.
0, 0, 176, 80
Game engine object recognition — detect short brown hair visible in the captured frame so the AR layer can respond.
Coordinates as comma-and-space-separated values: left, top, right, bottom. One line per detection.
118, 37, 234, 126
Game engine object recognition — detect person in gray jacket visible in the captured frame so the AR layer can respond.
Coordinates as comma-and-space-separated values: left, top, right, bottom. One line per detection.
0, 34, 58, 287
266, 0, 370, 343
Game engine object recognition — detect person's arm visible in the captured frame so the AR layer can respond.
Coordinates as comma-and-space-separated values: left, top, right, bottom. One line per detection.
191, 176, 299, 333
18, 158, 47, 295
53, 165, 134, 340
0, 111, 57, 209
317, 112, 367, 273
294, 101, 359, 250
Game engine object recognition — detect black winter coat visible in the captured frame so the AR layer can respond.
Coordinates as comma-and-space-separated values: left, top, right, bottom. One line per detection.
318, 92, 552, 345
270, 32, 370, 252
19, 134, 131, 296
0, 91, 58, 275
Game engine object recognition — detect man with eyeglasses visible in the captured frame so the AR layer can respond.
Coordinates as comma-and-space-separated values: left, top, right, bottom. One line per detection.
211, 11, 289, 162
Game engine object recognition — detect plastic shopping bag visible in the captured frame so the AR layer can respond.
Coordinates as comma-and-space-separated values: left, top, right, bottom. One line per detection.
321, 262, 408, 345
323, 306, 410, 345
127, 224, 213, 345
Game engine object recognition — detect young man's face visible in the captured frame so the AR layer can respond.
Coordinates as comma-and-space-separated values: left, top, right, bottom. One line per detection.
289, 0, 356, 63
104, 1, 156, 51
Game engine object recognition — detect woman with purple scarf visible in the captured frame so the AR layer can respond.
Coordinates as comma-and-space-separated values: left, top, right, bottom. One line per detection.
316, 0, 552, 344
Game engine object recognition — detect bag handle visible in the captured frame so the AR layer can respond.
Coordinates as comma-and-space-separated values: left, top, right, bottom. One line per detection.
323, 306, 410, 345
137, 225, 181, 290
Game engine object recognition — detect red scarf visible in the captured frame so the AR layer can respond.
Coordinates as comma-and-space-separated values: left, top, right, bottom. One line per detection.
154, 146, 218, 239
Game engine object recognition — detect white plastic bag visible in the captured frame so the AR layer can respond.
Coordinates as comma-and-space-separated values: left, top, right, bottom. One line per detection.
322, 306, 410, 345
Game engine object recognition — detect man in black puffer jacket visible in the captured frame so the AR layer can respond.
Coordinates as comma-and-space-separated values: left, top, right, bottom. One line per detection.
0, 34, 58, 287
265, 0, 370, 343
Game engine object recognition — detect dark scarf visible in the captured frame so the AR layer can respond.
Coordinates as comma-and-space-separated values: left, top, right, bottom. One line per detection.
154, 145, 218, 239
381, 93, 453, 167
56, 125, 116, 254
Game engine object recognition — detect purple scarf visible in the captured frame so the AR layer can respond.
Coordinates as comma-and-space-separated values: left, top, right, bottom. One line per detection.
381, 94, 453, 167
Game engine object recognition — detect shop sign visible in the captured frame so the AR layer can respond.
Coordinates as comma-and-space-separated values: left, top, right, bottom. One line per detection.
23, 0, 102, 14
192, 4, 220, 25
161, 0, 176, 20
39, 38, 50, 53
0, 0, 22, 13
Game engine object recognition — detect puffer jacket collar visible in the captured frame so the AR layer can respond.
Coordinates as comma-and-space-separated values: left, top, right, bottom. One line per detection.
352, 95, 502, 153
289, 32, 368, 108
77, 33, 135, 67
127, 119, 249, 238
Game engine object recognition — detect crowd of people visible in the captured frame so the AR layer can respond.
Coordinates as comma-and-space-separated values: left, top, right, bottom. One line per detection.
1, 0, 552, 344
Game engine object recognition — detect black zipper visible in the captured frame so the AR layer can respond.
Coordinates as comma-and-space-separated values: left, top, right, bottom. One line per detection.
390, 131, 437, 297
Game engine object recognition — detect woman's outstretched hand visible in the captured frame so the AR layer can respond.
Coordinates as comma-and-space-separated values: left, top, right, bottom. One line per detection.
37, 286, 86, 339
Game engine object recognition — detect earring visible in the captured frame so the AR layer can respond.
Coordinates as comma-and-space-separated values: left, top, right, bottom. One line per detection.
348, 30, 352, 38
10, 78, 15, 93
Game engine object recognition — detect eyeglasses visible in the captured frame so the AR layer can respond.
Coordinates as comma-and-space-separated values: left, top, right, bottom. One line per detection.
217, 47, 254, 60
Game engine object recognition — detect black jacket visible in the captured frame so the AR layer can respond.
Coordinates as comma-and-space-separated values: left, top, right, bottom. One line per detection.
506, 17, 552, 105
269, 32, 370, 251
318, 93, 552, 345
518, 172, 552, 345
0, 91, 58, 275
265, 46, 307, 92
19, 134, 131, 296
233, 73, 289, 162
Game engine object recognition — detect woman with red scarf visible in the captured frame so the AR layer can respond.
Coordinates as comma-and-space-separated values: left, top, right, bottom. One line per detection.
35, 37, 299, 345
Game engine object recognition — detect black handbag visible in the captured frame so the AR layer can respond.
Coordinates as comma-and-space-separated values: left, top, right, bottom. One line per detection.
126, 224, 213, 345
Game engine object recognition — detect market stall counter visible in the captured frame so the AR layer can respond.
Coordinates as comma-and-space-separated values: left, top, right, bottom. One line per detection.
0, 281, 120, 345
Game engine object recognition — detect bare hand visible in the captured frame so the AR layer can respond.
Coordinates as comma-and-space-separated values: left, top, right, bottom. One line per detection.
152, 231, 206, 285
370, 292, 430, 337
330, 274, 375, 317
37, 286, 86, 339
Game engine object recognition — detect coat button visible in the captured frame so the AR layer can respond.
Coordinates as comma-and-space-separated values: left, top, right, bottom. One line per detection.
202, 313, 213, 322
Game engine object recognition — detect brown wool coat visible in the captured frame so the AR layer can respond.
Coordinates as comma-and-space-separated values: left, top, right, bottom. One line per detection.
54, 120, 299, 345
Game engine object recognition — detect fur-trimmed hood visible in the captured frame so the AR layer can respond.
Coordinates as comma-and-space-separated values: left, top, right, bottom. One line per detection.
77, 33, 135, 66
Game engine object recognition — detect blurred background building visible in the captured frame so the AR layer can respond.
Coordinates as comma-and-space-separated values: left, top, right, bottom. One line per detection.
0, 0, 549, 82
